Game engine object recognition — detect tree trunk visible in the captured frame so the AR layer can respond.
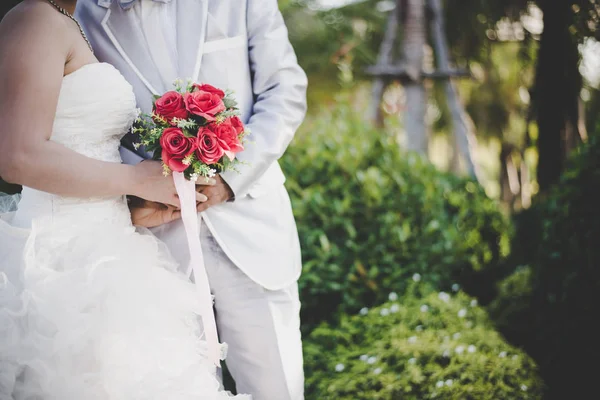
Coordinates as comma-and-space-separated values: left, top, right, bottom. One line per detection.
369, 0, 401, 127
402, 0, 428, 154
534, 0, 581, 192
429, 0, 481, 182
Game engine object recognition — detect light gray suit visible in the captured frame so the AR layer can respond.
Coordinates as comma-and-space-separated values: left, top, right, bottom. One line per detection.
76, 1, 308, 398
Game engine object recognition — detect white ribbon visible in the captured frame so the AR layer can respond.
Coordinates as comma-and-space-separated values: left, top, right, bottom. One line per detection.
172, 172, 221, 367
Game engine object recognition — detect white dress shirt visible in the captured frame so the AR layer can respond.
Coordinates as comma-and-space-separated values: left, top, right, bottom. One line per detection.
132, 0, 179, 87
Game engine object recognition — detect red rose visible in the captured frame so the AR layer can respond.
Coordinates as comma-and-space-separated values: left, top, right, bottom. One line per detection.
160, 127, 196, 172
195, 126, 225, 165
228, 116, 245, 135
154, 91, 188, 125
184, 91, 225, 121
213, 120, 244, 161
192, 83, 225, 99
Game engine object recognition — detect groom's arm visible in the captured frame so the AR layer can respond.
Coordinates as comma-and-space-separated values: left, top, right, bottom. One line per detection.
219, 0, 308, 199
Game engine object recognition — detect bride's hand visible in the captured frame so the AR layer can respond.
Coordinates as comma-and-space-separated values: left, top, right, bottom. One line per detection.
129, 197, 182, 228
130, 161, 215, 208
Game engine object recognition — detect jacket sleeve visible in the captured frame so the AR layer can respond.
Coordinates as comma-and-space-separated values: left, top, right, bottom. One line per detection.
220, 0, 308, 198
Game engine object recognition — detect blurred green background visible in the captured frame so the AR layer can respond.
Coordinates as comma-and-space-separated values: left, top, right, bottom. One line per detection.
2, 0, 600, 398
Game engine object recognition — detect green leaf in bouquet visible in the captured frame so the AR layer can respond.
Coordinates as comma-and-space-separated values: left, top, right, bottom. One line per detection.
223, 96, 238, 109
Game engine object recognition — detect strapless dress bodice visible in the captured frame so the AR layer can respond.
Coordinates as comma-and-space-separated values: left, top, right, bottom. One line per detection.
11, 63, 138, 229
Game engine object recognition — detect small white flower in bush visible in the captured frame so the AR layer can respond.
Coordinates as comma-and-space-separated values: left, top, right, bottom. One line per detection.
499, 351, 507, 358
445, 379, 453, 387
436, 381, 444, 388
408, 357, 417, 365
468, 345, 477, 353
413, 273, 422, 282
380, 308, 390, 316
521, 384, 528, 392
470, 299, 478, 307
359, 307, 369, 316
455, 346, 465, 354
453, 332, 462, 340
458, 308, 467, 318
408, 336, 418, 344
512, 355, 519, 361
420, 305, 429, 313
438, 292, 450, 302
390, 304, 400, 313
388, 292, 398, 301
367, 356, 377, 364
373, 367, 382, 375
335, 363, 345, 372
416, 325, 423, 332
442, 349, 451, 358
360, 354, 368, 362
452, 283, 460, 292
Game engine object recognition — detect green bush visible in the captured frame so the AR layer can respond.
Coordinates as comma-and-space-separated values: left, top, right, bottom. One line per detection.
490, 129, 600, 399
282, 102, 509, 332
304, 284, 543, 399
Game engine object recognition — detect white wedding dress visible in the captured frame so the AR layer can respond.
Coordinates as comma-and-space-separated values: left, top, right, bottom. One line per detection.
0, 63, 250, 400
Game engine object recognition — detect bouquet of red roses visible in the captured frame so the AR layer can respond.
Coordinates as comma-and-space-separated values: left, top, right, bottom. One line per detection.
131, 80, 249, 367
133, 79, 248, 181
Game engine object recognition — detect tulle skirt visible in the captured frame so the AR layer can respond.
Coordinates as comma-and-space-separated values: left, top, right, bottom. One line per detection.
0, 195, 250, 399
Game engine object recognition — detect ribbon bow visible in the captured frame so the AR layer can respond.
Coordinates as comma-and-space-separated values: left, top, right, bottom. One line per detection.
97, 0, 172, 10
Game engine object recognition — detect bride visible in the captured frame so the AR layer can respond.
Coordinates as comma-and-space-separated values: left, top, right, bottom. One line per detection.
0, 0, 249, 398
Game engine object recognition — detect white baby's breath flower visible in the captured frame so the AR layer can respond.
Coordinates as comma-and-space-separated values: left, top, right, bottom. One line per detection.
390, 304, 400, 313
436, 381, 444, 388
359, 307, 369, 316
458, 309, 467, 318
470, 299, 478, 307
521, 384, 528, 392
189, 173, 199, 182
468, 345, 476, 353
420, 305, 429, 313
408, 358, 417, 365
207, 169, 217, 178
373, 367, 382, 375
408, 336, 418, 344
335, 363, 345, 372
412, 273, 422, 282
499, 351, 507, 358
445, 379, 453, 387
360, 354, 369, 362
388, 292, 398, 301
452, 283, 460, 292
182, 154, 194, 166
455, 346, 465, 355
380, 308, 390, 317
438, 292, 450, 303
367, 356, 377, 365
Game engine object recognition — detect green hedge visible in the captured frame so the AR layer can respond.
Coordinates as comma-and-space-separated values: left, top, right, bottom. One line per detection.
489, 128, 600, 399
304, 284, 543, 399
282, 102, 509, 332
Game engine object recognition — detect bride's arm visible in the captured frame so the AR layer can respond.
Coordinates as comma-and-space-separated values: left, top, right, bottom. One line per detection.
0, 5, 182, 207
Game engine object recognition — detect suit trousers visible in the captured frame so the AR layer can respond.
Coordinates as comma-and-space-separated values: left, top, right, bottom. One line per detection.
197, 221, 304, 400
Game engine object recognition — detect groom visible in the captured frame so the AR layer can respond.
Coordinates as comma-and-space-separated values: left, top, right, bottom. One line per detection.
76, 1, 308, 399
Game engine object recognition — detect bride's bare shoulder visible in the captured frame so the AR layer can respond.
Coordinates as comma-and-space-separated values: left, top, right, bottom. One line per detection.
0, 1, 71, 55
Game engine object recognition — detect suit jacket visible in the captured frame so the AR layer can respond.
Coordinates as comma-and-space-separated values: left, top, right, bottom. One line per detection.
75, 0, 308, 290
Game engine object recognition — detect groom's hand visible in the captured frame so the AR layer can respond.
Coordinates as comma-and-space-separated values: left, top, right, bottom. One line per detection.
196, 175, 234, 212
128, 197, 182, 228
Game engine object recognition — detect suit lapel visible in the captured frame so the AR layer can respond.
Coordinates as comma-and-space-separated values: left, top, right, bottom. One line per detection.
101, 3, 165, 95
176, 0, 209, 82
